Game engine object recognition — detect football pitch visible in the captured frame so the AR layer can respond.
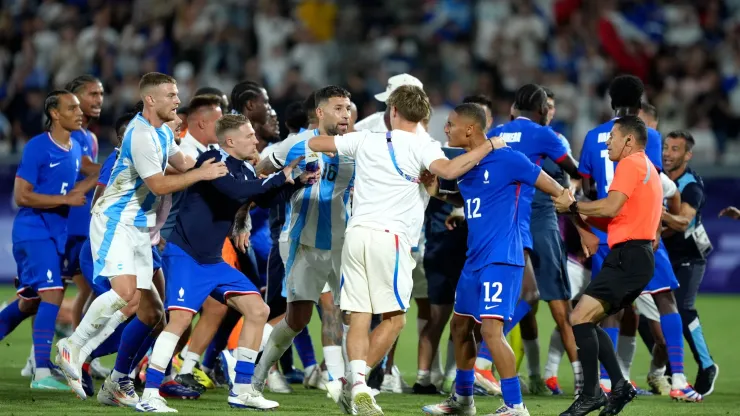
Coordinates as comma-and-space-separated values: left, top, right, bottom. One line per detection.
0, 286, 737, 415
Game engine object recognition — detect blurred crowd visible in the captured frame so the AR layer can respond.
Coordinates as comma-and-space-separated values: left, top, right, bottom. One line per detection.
2, 0, 740, 164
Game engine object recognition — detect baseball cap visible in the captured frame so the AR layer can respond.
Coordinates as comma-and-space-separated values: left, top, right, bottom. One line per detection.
374, 73, 424, 103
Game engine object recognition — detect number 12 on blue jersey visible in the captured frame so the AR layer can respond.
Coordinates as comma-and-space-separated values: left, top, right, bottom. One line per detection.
466, 197, 481, 219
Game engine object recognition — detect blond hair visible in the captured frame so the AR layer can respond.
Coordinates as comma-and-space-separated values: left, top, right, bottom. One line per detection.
215, 114, 249, 142
139, 72, 176, 93
386, 85, 431, 123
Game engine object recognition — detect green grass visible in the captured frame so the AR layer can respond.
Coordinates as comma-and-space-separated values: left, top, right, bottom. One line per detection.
0, 287, 737, 415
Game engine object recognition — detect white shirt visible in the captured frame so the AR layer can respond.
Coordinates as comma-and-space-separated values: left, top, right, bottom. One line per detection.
93, 113, 180, 227
178, 131, 218, 160
334, 130, 446, 246
269, 129, 355, 250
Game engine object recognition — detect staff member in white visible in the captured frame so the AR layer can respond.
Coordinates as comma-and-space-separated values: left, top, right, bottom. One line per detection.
308, 85, 505, 416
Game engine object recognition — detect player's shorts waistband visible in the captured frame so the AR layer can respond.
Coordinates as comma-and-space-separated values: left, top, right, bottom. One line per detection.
610, 239, 652, 250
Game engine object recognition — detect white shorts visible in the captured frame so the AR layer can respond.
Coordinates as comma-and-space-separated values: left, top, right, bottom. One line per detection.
340, 227, 414, 314
567, 257, 591, 300
90, 212, 153, 289
279, 241, 341, 304
635, 293, 660, 321
411, 250, 428, 299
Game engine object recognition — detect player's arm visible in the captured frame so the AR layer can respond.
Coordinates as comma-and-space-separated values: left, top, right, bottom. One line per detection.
662, 182, 702, 232
572, 190, 628, 218
428, 138, 505, 180
556, 154, 581, 180
719, 206, 740, 220
211, 171, 288, 204
14, 177, 80, 208
533, 170, 565, 197
167, 151, 197, 173
307, 135, 338, 153
70, 158, 101, 195
142, 159, 226, 196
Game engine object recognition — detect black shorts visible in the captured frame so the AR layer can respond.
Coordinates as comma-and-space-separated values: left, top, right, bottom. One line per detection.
584, 240, 654, 315
265, 242, 285, 303
424, 233, 467, 305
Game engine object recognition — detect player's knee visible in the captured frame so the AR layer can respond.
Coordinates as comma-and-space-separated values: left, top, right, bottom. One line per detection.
138, 306, 165, 329
243, 299, 270, 324
18, 298, 40, 314
450, 315, 474, 341
114, 285, 138, 304
167, 311, 194, 335
480, 319, 505, 344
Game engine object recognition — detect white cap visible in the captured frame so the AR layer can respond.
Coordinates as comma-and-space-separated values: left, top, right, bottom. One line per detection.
374, 73, 424, 102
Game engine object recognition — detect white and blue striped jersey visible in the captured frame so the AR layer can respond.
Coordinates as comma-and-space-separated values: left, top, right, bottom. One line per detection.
92, 113, 180, 228
268, 128, 355, 250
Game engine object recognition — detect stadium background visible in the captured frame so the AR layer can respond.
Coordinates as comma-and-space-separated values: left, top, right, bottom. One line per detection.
0, 1, 738, 414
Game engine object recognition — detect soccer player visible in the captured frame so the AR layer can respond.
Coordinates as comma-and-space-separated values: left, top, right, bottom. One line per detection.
308, 85, 501, 415
56, 73, 228, 399
252, 86, 353, 399
0, 90, 97, 390
483, 84, 586, 395
661, 130, 719, 395
423, 104, 567, 416
578, 76, 701, 402
137, 114, 313, 412
554, 116, 664, 416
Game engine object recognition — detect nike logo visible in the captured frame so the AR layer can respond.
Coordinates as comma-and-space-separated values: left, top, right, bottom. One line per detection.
457, 178, 465, 184
83, 146, 89, 151
484, 305, 498, 310
49, 162, 61, 168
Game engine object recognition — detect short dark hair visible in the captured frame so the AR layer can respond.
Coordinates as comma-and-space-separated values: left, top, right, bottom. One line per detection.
541, 86, 555, 99
44, 89, 73, 128
195, 86, 227, 109
386, 85, 431, 123
115, 112, 136, 136
453, 103, 487, 131
614, 115, 647, 146
65, 75, 101, 94
139, 72, 176, 92
230, 80, 263, 113
303, 91, 318, 122
666, 129, 695, 151
314, 85, 351, 106
462, 94, 493, 112
513, 84, 547, 113
187, 94, 223, 116
609, 75, 644, 110
641, 102, 658, 120
285, 101, 308, 132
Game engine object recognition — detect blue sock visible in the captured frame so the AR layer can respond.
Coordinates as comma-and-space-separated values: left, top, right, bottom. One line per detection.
477, 342, 493, 363
202, 340, 219, 370
661, 312, 684, 374
455, 369, 475, 398
293, 327, 317, 369
114, 317, 155, 376
501, 376, 524, 408
145, 366, 166, 389
504, 300, 531, 335
203, 314, 239, 369
91, 319, 128, 359
687, 317, 714, 369
235, 360, 255, 385
0, 299, 31, 340
600, 327, 619, 380
34, 302, 60, 370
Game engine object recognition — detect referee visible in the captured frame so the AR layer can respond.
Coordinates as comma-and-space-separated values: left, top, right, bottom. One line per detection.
553, 116, 663, 416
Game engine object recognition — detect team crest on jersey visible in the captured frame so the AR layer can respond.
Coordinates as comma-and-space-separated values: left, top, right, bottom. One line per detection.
178, 287, 185, 301
484, 170, 490, 184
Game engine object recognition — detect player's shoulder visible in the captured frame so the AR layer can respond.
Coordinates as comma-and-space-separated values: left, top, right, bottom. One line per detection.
102, 149, 119, 167
197, 148, 224, 165
25, 133, 51, 150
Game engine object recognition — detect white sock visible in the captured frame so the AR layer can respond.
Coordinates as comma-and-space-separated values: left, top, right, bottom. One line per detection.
445, 339, 457, 377
181, 345, 189, 356
34, 367, 51, 380
179, 350, 201, 375
544, 328, 564, 379
253, 319, 298, 384
69, 290, 127, 348
111, 369, 129, 382
349, 360, 367, 388
672, 372, 688, 389
455, 392, 473, 405
523, 339, 541, 377
260, 323, 273, 353
323, 345, 344, 381
80, 310, 128, 364
143, 331, 180, 397
572, 361, 583, 391
649, 361, 666, 377
617, 335, 636, 380
341, 323, 350, 371
235, 347, 259, 394
416, 369, 431, 386
28, 345, 35, 368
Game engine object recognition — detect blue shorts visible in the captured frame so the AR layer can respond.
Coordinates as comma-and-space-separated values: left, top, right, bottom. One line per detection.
79, 238, 112, 296
591, 244, 611, 278
266, 242, 285, 302
453, 262, 523, 323
13, 240, 64, 299
163, 242, 260, 313
152, 246, 162, 272
519, 221, 533, 251
642, 242, 679, 294
62, 235, 87, 278
530, 228, 571, 301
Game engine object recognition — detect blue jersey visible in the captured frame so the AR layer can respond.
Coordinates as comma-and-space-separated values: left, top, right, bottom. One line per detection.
531, 131, 572, 230
97, 149, 118, 187
67, 128, 98, 237
12, 133, 83, 254
487, 117, 568, 245
458, 147, 542, 270
579, 119, 663, 244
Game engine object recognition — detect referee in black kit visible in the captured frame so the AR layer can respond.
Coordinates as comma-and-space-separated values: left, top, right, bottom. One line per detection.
660, 130, 718, 395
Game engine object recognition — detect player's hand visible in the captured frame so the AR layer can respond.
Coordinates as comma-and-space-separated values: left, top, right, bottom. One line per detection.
198, 158, 229, 180
552, 188, 576, 213
233, 230, 250, 253
445, 214, 465, 230
579, 230, 599, 258
419, 170, 436, 187
297, 170, 320, 185
64, 190, 87, 207
719, 206, 740, 220
282, 156, 305, 183
157, 238, 167, 252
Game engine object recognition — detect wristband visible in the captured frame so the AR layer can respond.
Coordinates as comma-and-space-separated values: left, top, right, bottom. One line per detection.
488, 139, 494, 151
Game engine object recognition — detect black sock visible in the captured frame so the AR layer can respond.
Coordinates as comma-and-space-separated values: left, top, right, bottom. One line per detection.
572, 322, 600, 397
595, 325, 626, 386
